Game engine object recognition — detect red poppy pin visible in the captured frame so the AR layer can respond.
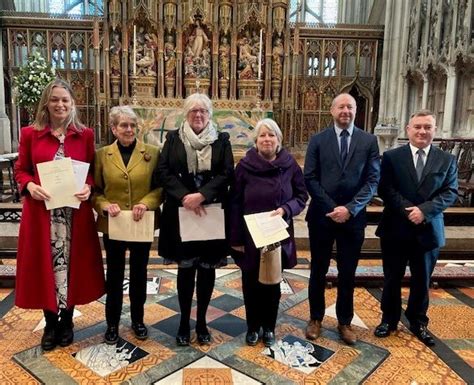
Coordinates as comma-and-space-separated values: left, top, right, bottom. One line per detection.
144, 153, 151, 161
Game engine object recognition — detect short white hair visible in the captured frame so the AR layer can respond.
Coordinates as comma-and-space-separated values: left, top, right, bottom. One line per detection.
183, 93, 213, 117
254, 118, 283, 153
109, 105, 137, 128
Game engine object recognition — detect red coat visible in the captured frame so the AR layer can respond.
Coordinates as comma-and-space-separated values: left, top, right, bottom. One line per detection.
14, 125, 105, 312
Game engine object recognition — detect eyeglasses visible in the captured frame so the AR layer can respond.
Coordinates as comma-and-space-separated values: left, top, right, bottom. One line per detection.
189, 108, 209, 116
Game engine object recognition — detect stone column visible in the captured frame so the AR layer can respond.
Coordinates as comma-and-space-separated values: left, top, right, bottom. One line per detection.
399, 76, 410, 138
0, 32, 12, 154
442, 65, 457, 138
374, 0, 410, 151
422, 74, 429, 109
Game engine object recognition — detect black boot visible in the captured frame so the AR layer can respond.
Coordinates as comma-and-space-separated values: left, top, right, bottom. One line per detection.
58, 308, 74, 347
41, 310, 58, 351
176, 267, 195, 346
195, 267, 214, 345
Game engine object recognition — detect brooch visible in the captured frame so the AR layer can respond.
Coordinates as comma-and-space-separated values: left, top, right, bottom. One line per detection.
144, 153, 151, 161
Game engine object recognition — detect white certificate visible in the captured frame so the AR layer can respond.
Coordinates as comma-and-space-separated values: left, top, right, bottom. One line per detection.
108, 211, 155, 242
254, 211, 289, 237
179, 203, 225, 242
244, 211, 290, 248
67, 159, 90, 209
36, 157, 79, 210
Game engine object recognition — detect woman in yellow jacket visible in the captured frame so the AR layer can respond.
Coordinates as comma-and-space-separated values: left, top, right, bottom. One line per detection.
93, 106, 161, 344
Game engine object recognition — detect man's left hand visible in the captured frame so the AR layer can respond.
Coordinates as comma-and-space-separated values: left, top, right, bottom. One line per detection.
406, 206, 425, 225
326, 206, 350, 223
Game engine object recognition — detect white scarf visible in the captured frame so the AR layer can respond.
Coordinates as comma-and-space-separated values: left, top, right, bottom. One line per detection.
179, 120, 218, 174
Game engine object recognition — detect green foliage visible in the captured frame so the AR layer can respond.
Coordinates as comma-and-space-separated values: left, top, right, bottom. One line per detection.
14, 51, 56, 115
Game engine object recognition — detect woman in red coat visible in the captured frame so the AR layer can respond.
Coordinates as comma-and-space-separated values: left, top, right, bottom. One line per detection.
14, 79, 105, 351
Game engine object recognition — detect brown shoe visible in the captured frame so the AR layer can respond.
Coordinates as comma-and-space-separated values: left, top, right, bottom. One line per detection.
305, 320, 321, 340
338, 324, 356, 345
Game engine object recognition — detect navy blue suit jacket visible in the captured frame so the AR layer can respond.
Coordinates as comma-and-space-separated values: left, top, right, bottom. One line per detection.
375, 144, 458, 251
304, 126, 380, 228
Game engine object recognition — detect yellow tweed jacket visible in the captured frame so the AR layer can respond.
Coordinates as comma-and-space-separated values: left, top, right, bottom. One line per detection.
93, 139, 162, 234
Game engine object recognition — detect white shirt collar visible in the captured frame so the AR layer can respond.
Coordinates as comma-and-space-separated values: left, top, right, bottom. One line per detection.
409, 143, 431, 158
334, 124, 354, 137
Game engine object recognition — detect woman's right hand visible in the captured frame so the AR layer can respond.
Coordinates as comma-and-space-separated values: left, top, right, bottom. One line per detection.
26, 182, 51, 201
105, 203, 121, 217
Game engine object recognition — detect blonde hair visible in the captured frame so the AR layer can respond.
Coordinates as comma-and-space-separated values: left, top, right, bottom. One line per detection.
33, 79, 84, 131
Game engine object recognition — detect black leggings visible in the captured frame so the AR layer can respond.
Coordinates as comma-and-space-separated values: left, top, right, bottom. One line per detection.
177, 266, 215, 334
241, 268, 281, 332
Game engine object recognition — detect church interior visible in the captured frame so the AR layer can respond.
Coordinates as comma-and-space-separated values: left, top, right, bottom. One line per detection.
0, 0, 473, 383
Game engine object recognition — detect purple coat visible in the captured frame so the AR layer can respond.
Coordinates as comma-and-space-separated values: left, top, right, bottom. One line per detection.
229, 147, 308, 271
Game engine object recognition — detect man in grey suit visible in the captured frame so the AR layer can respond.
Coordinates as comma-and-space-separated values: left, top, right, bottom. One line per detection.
304, 93, 380, 345
374, 110, 458, 346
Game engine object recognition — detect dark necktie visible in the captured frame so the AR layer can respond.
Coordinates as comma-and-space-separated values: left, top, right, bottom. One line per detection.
340, 130, 349, 165
416, 149, 425, 181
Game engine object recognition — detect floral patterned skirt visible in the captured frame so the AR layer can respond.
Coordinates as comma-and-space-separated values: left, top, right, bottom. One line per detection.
50, 207, 73, 309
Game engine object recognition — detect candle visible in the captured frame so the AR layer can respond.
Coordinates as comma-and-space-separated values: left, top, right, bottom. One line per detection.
133, 25, 137, 76
258, 29, 263, 80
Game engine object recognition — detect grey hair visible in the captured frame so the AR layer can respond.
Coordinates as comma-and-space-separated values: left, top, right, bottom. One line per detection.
109, 105, 137, 128
183, 93, 213, 117
254, 118, 283, 153
410, 109, 436, 121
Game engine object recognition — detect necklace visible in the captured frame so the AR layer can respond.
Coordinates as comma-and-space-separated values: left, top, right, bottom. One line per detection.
52, 128, 65, 138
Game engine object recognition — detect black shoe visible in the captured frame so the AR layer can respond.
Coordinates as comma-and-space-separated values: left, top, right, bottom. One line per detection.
176, 333, 190, 346
374, 322, 397, 338
245, 331, 259, 346
104, 325, 119, 345
410, 325, 435, 346
41, 327, 57, 351
58, 321, 74, 347
197, 332, 211, 345
262, 330, 275, 347
131, 322, 148, 340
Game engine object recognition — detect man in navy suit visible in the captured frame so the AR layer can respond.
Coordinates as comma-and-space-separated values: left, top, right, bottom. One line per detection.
374, 110, 458, 346
304, 93, 380, 345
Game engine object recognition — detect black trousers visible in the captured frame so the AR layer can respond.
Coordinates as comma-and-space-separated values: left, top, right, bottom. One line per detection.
308, 223, 364, 325
380, 237, 439, 327
103, 234, 151, 326
241, 268, 281, 333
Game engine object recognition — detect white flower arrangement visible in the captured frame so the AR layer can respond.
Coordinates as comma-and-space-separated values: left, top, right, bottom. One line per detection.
14, 51, 56, 117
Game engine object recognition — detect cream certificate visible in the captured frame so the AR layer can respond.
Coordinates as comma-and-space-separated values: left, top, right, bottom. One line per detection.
244, 211, 289, 248
179, 203, 225, 242
36, 157, 79, 210
108, 211, 155, 242
67, 159, 90, 209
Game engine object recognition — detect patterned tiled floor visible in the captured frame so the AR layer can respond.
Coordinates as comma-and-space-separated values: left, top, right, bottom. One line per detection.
0, 267, 473, 384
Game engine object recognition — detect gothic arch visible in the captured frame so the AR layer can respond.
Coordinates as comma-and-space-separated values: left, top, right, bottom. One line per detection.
341, 78, 374, 132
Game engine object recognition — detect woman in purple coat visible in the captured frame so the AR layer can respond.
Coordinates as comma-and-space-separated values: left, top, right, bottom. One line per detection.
230, 118, 308, 347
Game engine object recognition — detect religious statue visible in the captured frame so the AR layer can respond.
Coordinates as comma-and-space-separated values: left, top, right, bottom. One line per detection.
218, 36, 230, 80
164, 34, 176, 78
184, 15, 211, 79
135, 28, 157, 76
191, 18, 208, 58
271, 38, 284, 80
238, 35, 258, 79
110, 31, 122, 76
